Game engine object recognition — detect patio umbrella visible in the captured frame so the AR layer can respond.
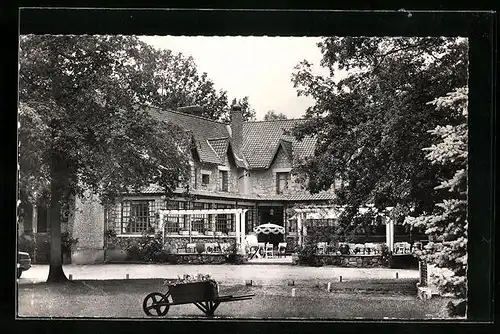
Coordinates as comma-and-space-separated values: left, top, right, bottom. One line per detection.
254, 223, 285, 244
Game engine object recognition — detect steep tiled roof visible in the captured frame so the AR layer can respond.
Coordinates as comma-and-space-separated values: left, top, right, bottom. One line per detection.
207, 137, 229, 163
148, 107, 228, 164
242, 119, 316, 169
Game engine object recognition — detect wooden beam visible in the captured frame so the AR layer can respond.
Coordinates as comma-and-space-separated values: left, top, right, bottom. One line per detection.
159, 209, 248, 215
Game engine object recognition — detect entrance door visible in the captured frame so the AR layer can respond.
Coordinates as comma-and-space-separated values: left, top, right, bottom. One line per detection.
258, 206, 284, 226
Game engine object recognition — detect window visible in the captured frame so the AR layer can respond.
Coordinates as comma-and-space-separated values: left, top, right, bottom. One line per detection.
220, 170, 228, 192
201, 173, 210, 187
192, 202, 211, 233
276, 172, 290, 194
164, 200, 186, 233
121, 200, 154, 234
215, 204, 234, 234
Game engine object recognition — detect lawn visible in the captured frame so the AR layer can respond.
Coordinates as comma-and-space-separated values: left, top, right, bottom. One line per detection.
17, 278, 456, 319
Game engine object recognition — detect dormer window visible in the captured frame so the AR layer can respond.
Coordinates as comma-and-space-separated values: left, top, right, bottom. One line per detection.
201, 173, 210, 187
276, 172, 290, 194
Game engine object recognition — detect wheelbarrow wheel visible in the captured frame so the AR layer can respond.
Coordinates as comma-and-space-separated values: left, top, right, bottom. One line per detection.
143, 292, 170, 316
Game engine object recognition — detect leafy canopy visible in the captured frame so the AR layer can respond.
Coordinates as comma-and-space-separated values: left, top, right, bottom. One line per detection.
291, 37, 468, 217
263, 110, 288, 121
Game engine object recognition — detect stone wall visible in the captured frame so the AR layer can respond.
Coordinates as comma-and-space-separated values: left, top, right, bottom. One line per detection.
71, 193, 105, 264
72, 193, 105, 250
170, 254, 228, 264
107, 235, 236, 253
313, 255, 387, 268
249, 146, 308, 196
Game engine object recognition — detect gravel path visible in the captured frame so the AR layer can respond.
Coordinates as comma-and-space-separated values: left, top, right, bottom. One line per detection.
20, 264, 419, 285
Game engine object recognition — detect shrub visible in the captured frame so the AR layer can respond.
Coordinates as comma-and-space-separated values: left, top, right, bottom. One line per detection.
380, 243, 391, 267
195, 242, 205, 254
61, 232, 78, 255
225, 243, 246, 264
152, 250, 169, 263
297, 244, 323, 267
135, 231, 164, 262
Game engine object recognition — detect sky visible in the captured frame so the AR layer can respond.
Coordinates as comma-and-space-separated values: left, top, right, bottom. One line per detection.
138, 36, 329, 120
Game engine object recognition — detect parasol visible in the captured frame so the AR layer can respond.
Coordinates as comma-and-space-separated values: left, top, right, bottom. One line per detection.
253, 223, 285, 235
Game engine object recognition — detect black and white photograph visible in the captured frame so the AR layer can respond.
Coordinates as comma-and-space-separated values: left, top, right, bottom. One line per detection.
14, 9, 493, 322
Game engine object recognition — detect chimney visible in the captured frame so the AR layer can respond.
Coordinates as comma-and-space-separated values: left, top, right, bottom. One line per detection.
230, 104, 243, 155
177, 105, 204, 116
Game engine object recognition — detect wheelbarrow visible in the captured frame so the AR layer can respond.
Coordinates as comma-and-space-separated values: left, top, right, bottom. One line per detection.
142, 279, 254, 317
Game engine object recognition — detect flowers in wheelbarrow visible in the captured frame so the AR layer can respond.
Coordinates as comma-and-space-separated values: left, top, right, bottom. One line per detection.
164, 273, 213, 286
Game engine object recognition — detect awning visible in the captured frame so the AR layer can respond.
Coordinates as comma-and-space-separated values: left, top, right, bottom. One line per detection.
253, 223, 285, 235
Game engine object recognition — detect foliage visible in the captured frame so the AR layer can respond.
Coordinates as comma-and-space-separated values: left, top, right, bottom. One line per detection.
228, 96, 257, 122
195, 242, 206, 254
151, 48, 230, 120
263, 110, 288, 121
18, 35, 194, 281
224, 243, 247, 264
60, 232, 78, 254
135, 231, 165, 262
291, 37, 468, 220
405, 87, 468, 304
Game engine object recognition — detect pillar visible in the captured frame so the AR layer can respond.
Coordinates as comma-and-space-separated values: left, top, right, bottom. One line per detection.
240, 211, 246, 254
385, 217, 394, 252
297, 212, 303, 247
235, 211, 241, 250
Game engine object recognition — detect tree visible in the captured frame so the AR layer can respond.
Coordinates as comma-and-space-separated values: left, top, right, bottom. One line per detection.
18, 35, 191, 282
263, 110, 288, 121
291, 37, 468, 221
226, 96, 256, 122
151, 49, 230, 120
405, 87, 468, 309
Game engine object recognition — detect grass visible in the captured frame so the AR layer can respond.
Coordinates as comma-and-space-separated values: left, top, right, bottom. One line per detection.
17, 278, 457, 319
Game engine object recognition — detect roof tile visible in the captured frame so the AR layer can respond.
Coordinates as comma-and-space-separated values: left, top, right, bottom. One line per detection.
242, 119, 316, 169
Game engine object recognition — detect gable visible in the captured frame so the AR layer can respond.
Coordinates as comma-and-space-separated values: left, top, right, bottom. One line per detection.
242, 119, 316, 169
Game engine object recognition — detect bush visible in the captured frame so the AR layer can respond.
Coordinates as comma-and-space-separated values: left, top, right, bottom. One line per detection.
380, 243, 391, 267
195, 242, 205, 254
225, 243, 246, 264
61, 232, 78, 255
297, 244, 323, 267
152, 250, 169, 263
135, 231, 164, 262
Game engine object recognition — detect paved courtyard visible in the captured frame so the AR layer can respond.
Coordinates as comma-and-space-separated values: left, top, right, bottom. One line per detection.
19, 263, 419, 285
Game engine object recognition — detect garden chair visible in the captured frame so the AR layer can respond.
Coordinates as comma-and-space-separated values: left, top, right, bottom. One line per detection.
354, 243, 365, 255
394, 242, 406, 254
403, 242, 411, 254
277, 242, 287, 257
256, 242, 265, 257
348, 243, 356, 255
265, 243, 274, 258
186, 243, 196, 253
364, 243, 377, 255
317, 242, 327, 255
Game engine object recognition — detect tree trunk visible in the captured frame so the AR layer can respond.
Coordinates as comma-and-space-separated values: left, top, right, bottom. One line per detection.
46, 156, 68, 283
